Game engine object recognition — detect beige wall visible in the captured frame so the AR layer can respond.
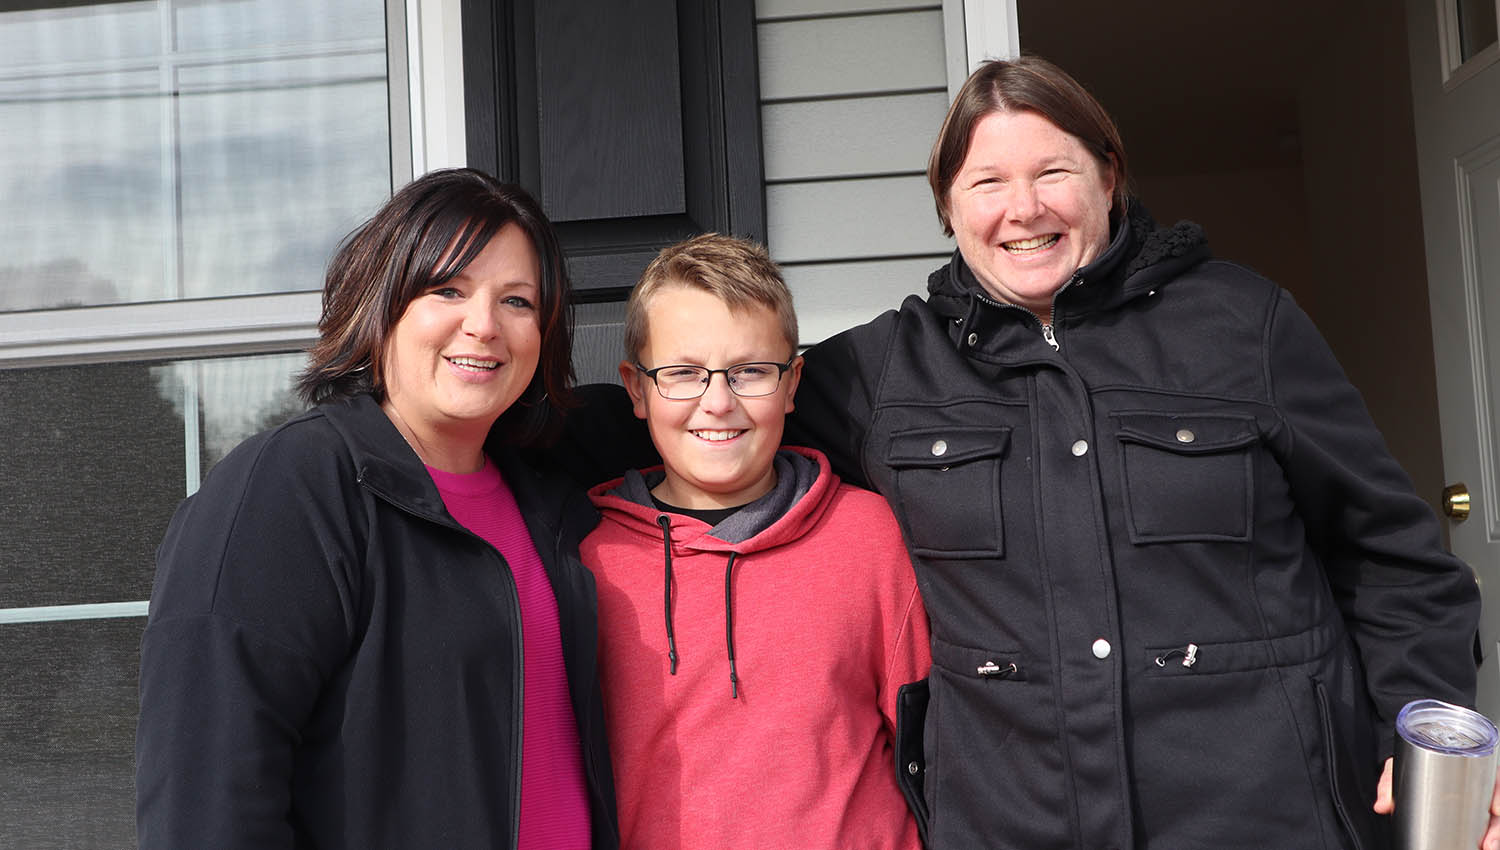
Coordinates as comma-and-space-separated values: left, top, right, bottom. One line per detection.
1294, 0, 1445, 515
1030, 0, 1446, 515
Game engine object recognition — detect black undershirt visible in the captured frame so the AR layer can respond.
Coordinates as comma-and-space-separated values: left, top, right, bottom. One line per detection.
650, 495, 745, 527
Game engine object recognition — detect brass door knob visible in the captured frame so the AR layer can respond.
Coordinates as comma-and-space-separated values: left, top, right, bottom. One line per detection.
1443, 483, 1471, 520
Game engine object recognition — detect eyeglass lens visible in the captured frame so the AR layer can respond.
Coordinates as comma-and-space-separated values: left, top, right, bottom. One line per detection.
654, 363, 784, 399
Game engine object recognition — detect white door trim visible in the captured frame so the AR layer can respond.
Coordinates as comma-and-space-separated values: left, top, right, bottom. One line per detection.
942, 0, 1020, 99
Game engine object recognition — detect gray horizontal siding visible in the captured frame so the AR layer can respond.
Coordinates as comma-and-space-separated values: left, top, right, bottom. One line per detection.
756, 1, 952, 343
762, 91, 949, 181
782, 257, 941, 343
756, 0, 939, 20
766, 176, 950, 262
757, 9, 946, 101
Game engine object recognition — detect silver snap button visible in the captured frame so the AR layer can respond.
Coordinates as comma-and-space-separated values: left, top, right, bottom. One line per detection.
1091, 638, 1111, 659
1071, 440, 1088, 457
907, 761, 920, 775
1176, 429, 1195, 443
967, 332, 979, 346
931, 439, 948, 457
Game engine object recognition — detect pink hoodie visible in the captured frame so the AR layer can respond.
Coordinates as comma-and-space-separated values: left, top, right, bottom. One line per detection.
582, 447, 930, 850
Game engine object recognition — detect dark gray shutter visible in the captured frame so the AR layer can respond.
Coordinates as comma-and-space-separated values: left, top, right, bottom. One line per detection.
463, 0, 765, 299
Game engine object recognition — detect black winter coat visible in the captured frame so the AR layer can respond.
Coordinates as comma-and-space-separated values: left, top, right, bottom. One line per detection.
785, 205, 1480, 850
136, 394, 618, 850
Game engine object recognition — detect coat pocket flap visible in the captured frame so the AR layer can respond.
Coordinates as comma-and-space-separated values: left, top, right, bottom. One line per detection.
887, 426, 1011, 468
931, 635, 1028, 681
1112, 411, 1258, 454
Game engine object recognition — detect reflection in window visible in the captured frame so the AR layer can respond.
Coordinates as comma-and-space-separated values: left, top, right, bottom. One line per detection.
1, 619, 145, 850
0, 351, 307, 610
0, 349, 308, 848
0, 0, 391, 312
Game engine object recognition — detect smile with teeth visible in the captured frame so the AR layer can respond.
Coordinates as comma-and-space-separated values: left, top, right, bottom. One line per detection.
1002, 234, 1060, 254
446, 355, 499, 372
691, 429, 744, 442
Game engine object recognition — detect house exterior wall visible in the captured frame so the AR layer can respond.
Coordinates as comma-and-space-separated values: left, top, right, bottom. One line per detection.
756, 1, 954, 342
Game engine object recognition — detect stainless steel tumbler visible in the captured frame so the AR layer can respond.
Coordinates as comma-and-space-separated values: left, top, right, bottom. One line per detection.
1394, 698, 1498, 850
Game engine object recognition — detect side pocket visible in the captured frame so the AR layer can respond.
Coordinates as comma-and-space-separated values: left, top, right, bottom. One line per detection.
896, 678, 930, 846
1313, 678, 1372, 850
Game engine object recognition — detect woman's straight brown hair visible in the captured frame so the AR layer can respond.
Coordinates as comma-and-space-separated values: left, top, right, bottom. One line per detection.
298, 168, 575, 447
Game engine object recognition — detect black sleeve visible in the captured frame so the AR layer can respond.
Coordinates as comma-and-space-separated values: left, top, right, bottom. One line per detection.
549, 382, 659, 487
1266, 289, 1480, 753
136, 433, 357, 849
785, 310, 900, 488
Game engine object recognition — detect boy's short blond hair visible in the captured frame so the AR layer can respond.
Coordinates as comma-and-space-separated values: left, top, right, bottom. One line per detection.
624, 233, 798, 364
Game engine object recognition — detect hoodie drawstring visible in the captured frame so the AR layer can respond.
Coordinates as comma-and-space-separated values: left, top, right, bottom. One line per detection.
658, 515, 679, 675
724, 552, 739, 700
658, 514, 743, 700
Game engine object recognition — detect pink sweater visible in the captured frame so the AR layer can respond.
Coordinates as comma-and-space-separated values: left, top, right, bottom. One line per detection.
582, 447, 930, 850
428, 459, 590, 850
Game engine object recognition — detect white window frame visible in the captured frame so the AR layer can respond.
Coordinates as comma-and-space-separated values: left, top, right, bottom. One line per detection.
0, 0, 472, 372
0, 0, 467, 624
942, 0, 1018, 99
1438, 0, 1500, 90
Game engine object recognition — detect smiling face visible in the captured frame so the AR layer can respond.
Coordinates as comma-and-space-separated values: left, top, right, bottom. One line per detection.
621, 284, 802, 510
380, 222, 542, 472
947, 109, 1116, 321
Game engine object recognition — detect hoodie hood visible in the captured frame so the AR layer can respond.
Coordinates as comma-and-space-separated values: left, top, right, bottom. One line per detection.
586, 446, 840, 699
587, 446, 836, 553
926, 200, 1210, 322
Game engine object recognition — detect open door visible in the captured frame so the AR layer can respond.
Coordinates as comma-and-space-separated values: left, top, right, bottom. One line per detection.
1407, 0, 1500, 718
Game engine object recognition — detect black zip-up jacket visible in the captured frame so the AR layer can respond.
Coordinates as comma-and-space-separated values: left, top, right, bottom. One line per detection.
136, 394, 618, 849
784, 204, 1480, 850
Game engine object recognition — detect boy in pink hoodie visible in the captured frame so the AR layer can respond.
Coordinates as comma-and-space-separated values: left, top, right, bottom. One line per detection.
581, 234, 931, 849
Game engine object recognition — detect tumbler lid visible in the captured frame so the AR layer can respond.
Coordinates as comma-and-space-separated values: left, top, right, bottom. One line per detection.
1396, 699, 1499, 757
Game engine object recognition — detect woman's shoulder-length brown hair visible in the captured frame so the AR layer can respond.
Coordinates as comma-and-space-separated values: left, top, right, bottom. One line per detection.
297, 167, 575, 447
927, 55, 1130, 235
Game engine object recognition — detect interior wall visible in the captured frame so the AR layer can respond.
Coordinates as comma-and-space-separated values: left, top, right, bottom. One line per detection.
1294, 0, 1445, 514
1019, 0, 1446, 516
1131, 167, 1315, 302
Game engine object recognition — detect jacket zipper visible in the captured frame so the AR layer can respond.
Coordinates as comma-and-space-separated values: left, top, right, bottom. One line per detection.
368, 490, 526, 850
966, 273, 1078, 352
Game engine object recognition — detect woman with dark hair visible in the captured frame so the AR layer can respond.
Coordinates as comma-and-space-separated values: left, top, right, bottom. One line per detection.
779, 57, 1495, 848
136, 168, 617, 849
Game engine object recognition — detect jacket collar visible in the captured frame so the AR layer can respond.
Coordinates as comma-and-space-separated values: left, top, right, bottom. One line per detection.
587, 446, 838, 554
926, 200, 1210, 323
318, 395, 452, 524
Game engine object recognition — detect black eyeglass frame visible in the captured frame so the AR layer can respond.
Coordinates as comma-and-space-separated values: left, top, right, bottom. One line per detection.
634, 359, 796, 399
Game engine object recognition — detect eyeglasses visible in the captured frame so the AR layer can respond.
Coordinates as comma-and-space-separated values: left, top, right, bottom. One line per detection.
635, 359, 794, 400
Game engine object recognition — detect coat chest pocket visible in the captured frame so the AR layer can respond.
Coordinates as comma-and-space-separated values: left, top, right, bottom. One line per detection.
887, 426, 1010, 558
1113, 412, 1258, 544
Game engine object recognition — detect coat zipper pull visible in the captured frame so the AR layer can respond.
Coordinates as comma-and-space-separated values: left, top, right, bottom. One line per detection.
1155, 643, 1200, 668
976, 660, 1018, 678
1042, 323, 1059, 351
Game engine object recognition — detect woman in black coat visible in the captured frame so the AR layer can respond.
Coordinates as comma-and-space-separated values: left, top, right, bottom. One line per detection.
783, 56, 1494, 850
136, 168, 617, 849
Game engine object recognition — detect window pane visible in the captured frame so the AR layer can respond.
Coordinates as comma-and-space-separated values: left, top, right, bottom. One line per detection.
175, 0, 384, 51
0, 0, 391, 313
1458, 0, 1499, 62
177, 64, 391, 299
0, 90, 173, 309
0, 352, 307, 609
1, 618, 144, 850
0, 1, 160, 67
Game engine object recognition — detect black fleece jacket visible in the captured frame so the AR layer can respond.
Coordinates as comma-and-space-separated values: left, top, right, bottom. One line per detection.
136, 394, 618, 850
